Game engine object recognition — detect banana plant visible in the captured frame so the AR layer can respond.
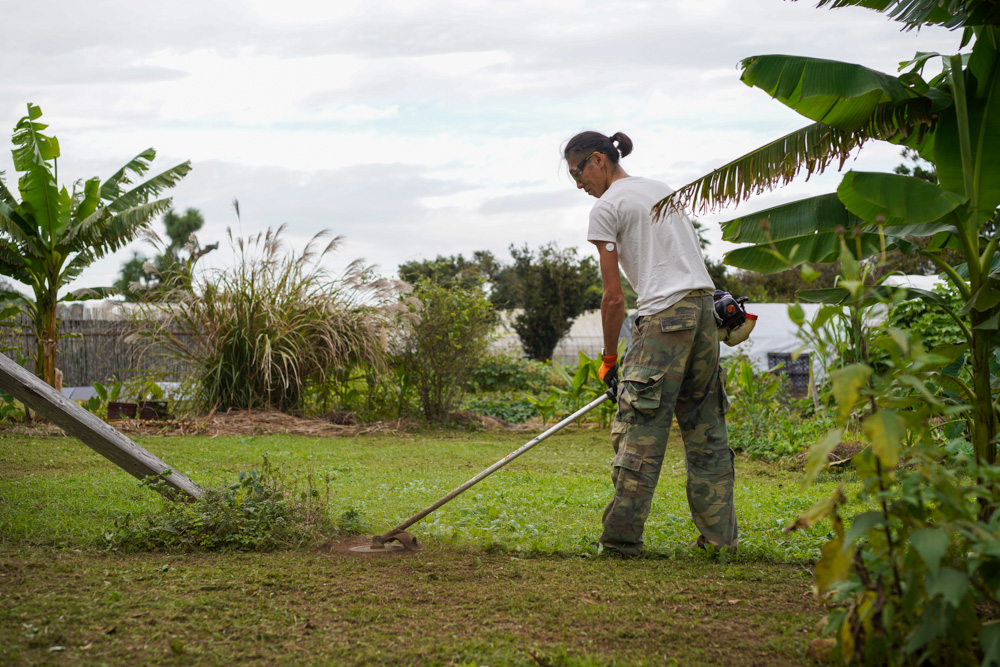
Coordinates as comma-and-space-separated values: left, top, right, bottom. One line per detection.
0, 103, 191, 386
654, 5, 1000, 468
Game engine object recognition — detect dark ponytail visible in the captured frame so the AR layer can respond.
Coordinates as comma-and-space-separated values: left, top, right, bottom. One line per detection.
564, 131, 633, 163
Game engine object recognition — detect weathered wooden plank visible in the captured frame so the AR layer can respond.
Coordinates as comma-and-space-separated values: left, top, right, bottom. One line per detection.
0, 353, 202, 501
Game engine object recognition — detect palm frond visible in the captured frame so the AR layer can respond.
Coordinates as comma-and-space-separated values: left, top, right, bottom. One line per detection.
107, 161, 192, 213
64, 286, 117, 302
59, 250, 95, 285
806, 0, 1000, 29
0, 173, 19, 209
653, 99, 939, 218
0, 241, 32, 283
0, 202, 42, 252
10, 104, 59, 173
78, 199, 173, 258
98, 148, 156, 201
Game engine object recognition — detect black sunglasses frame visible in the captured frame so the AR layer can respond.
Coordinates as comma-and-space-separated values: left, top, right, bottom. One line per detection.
570, 151, 597, 183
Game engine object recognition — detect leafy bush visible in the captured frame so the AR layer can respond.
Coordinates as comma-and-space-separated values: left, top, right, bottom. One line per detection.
400, 280, 497, 422
460, 392, 537, 424
127, 225, 415, 412
101, 457, 346, 552
466, 350, 551, 394
789, 272, 1000, 664
525, 350, 617, 427
723, 354, 828, 460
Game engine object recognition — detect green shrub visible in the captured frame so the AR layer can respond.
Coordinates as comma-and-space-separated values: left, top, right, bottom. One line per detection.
101, 457, 344, 552
525, 350, 618, 427
127, 225, 414, 413
400, 280, 497, 422
460, 392, 537, 424
466, 350, 550, 394
722, 354, 828, 460
789, 277, 1000, 664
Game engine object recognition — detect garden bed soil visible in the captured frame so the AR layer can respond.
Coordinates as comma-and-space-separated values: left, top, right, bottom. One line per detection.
0, 409, 522, 439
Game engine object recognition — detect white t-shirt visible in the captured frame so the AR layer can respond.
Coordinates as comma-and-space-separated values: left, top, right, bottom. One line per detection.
587, 176, 714, 316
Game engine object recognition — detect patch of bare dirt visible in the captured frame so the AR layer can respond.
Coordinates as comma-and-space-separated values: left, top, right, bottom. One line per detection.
1, 409, 528, 439
792, 439, 867, 469
111, 409, 420, 437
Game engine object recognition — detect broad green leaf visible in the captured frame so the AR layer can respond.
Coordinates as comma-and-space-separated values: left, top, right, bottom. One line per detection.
721, 193, 868, 243
934, 61, 1000, 221
815, 532, 854, 595
863, 410, 905, 468
11, 104, 60, 171
721, 193, 865, 245
75, 177, 101, 222
798, 284, 944, 309
968, 25, 999, 98
927, 567, 970, 608
909, 527, 949, 577
740, 55, 914, 131
831, 364, 872, 418
837, 171, 966, 226
724, 231, 885, 273
982, 620, 1000, 667
844, 511, 885, 545
802, 428, 845, 487
788, 302, 805, 325
969, 51, 1000, 222
800, 264, 821, 283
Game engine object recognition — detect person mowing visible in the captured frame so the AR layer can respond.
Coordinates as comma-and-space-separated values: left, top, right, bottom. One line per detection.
565, 130, 738, 556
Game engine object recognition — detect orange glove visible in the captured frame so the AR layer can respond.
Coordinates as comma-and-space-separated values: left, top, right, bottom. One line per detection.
598, 351, 619, 401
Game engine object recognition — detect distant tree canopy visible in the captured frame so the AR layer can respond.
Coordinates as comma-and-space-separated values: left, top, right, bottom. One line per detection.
496, 243, 601, 361
398, 244, 600, 361
398, 251, 503, 292
115, 207, 216, 301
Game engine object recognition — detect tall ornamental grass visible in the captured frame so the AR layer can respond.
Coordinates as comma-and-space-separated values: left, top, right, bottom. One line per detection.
128, 225, 416, 412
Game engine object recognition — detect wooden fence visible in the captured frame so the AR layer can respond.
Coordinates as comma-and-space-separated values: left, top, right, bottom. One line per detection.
0, 315, 193, 387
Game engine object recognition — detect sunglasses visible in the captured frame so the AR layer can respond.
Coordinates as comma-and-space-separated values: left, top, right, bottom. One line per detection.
569, 152, 597, 183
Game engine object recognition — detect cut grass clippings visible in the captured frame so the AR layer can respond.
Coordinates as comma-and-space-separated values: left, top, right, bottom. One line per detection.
0, 425, 855, 665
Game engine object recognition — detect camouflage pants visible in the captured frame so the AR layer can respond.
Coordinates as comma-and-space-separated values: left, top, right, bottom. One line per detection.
599, 291, 738, 555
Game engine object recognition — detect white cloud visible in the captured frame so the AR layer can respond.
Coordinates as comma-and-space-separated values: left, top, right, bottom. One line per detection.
0, 0, 969, 296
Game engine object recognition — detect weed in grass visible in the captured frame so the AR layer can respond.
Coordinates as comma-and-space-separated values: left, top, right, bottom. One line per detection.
100, 456, 338, 552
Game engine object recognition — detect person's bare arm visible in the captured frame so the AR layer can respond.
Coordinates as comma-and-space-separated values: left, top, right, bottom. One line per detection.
592, 241, 626, 355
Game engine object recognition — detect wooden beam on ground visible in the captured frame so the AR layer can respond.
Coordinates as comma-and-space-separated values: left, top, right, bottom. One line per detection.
0, 354, 202, 501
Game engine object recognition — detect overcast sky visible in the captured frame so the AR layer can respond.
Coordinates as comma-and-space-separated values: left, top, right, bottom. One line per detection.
0, 0, 966, 292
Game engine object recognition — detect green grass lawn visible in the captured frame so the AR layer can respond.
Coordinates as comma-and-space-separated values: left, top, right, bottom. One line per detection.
0, 425, 856, 665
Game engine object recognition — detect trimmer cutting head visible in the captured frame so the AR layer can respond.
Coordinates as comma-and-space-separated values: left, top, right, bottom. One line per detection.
348, 542, 407, 554
348, 530, 423, 554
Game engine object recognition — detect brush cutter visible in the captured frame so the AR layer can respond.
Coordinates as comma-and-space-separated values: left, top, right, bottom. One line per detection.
349, 391, 613, 553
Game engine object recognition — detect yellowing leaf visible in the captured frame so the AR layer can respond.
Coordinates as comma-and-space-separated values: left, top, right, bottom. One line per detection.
802, 428, 844, 488
786, 485, 846, 532
863, 410, 905, 468
815, 532, 855, 595
831, 364, 872, 419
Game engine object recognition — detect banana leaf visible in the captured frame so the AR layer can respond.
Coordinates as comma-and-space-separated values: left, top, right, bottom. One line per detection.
740, 55, 915, 131
836, 171, 966, 226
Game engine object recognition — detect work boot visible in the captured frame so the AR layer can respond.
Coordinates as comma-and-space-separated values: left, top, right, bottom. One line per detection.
589, 541, 634, 558
691, 534, 737, 554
